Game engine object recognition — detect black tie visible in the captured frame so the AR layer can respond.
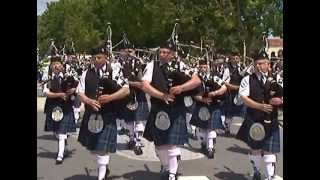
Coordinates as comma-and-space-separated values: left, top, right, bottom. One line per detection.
261, 75, 266, 85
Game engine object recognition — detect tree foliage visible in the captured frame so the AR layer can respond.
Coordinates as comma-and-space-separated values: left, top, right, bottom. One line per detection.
38, 0, 283, 56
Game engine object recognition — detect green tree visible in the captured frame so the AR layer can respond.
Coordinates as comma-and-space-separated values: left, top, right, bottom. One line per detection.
37, 0, 283, 56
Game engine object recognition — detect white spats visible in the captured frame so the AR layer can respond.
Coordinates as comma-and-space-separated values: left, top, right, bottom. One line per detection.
135, 121, 145, 132
186, 113, 193, 130
263, 154, 276, 179
207, 138, 214, 149
57, 134, 67, 158
96, 154, 110, 180
168, 147, 181, 175
73, 107, 80, 122
207, 130, 217, 139
221, 115, 226, 127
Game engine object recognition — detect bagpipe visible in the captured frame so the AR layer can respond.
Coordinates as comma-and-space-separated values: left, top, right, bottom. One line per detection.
47, 67, 79, 101
248, 75, 283, 142
46, 67, 79, 122
163, 20, 199, 107
198, 68, 225, 103
119, 33, 151, 110
45, 39, 79, 101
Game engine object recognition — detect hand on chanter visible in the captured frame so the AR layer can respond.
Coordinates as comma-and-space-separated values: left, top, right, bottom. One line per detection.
58, 92, 67, 101
66, 88, 76, 95
259, 103, 273, 113
161, 93, 175, 104
269, 97, 283, 106
86, 98, 101, 112
169, 85, 183, 95
98, 94, 112, 105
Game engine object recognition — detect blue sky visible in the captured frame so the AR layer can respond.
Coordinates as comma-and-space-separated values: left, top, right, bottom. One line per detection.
37, 0, 59, 15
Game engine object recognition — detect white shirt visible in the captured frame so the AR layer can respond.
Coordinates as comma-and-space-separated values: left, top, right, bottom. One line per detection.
239, 73, 268, 97
42, 72, 64, 95
222, 68, 230, 83
41, 66, 49, 82
142, 60, 196, 83
76, 62, 128, 94
239, 75, 250, 97
141, 61, 154, 83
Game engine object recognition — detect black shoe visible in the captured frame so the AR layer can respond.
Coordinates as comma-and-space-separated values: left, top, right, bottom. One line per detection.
119, 128, 126, 135
207, 148, 214, 159
224, 127, 231, 136
133, 145, 143, 155
252, 171, 261, 180
161, 171, 178, 180
160, 170, 169, 180
200, 143, 206, 153
98, 166, 110, 180
167, 172, 177, 180
127, 140, 135, 150
55, 156, 63, 165
177, 155, 181, 161
105, 166, 110, 178
159, 165, 165, 173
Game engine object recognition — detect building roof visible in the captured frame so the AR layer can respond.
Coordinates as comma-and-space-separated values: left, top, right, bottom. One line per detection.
267, 38, 283, 47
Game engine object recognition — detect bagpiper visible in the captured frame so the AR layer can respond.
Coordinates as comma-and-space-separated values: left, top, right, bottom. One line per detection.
141, 39, 201, 180
190, 58, 228, 159
116, 34, 149, 155
77, 44, 130, 180
236, 51, 283, 180
43, 55, 78, 164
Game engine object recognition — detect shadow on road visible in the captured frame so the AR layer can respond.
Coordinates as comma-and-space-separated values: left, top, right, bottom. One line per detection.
214, 171, 248, 180
218, 133, 235, 138
65, 174, 123, 180
122, 170, 162, 180
226, 144, 249, 155
64, 175, 97, 180
38, 134, 56, 141
117, 142, 129, 151
37, 151, 56, 159
37, 148, 76, 159
214, 165, 249, 180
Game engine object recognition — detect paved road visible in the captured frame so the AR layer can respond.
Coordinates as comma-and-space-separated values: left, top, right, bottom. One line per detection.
37, 96, 283, 180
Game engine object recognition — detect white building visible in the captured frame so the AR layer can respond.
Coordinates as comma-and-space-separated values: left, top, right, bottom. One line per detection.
265, 37, 283, 58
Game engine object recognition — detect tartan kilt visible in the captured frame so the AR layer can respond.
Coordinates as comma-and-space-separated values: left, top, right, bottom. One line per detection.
78, 110, 118, 153
190, 102, 224, 130
119, 107, 135, 123
236, 116, 280, 153
44, 109, 76, 134
225, 100, 246, 118
143, 105, 188, 146
135, 101, 149, 121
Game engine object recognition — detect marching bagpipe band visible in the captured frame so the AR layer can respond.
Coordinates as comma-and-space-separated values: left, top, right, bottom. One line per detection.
45, 55, 79, 123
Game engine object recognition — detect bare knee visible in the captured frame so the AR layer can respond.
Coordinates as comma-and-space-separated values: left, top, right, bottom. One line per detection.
91, 150, 109, 156
250, 149, 262, 155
